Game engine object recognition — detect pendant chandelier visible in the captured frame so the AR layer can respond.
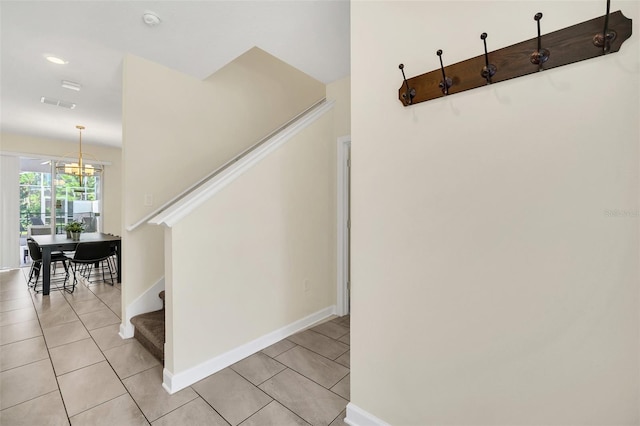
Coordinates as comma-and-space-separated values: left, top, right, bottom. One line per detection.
55, 125, 103, 177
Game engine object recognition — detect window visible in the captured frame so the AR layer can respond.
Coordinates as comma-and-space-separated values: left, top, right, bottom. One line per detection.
19, 157, 103, 263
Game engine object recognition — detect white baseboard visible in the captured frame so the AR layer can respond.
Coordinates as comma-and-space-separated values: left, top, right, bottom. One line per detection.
162, 304, 336, 394
345, 403, 391, 426
119, 277, 165, 339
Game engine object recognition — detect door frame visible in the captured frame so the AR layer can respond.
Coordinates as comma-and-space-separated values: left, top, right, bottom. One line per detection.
337, 135, 351, 316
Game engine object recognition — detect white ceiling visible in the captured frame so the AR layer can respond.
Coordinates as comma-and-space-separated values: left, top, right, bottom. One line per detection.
0, 1, 350, 148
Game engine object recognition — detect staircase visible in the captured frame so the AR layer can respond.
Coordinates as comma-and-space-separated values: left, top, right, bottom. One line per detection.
130, 291, 165, 362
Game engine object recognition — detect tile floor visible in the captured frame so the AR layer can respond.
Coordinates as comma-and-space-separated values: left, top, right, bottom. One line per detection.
0, 268, 350, 425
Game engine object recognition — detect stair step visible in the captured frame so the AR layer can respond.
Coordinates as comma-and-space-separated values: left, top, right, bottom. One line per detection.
131, 309, 165, 362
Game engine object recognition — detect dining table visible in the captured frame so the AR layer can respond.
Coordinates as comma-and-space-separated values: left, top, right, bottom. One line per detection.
30, 232, 121, 295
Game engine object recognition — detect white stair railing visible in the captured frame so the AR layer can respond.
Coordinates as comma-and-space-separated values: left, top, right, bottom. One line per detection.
127, 98, 331, 232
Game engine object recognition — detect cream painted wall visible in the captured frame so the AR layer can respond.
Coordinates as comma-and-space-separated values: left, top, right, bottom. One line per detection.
121, 47, 325, 321
351, 1, 639, 424
167, 112, 336, 373
327, 76, 352, 139
0, 132, 122, 234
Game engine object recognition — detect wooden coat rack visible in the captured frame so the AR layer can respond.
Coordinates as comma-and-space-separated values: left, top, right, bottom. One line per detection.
398, 3, 633, 106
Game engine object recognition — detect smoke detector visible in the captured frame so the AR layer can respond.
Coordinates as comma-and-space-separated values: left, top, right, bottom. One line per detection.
143, 11, 161, 27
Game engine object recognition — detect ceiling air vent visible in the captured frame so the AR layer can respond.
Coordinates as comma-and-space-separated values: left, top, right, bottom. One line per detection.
40, 96, 76, 110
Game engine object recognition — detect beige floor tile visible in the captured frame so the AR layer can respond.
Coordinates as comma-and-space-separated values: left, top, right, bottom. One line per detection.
122, 365, 198, 422
262, 339, 297, 358
332, 315, 350, 328
78, 308, 120, 330
0, 269, 23, 286
103, 340, 160, 379
193, 368, 272, 425
38, 303, 79, 328
67, 297, 108, 315
85, 274, 115, 286
0, 306, 37, 327
64, 285, 101, 302
259, 369, 347, 426
152, 397, 228, 426
0, 390, 68, 426
335, 350, 350, 369
0, 285, 31, 302
276, 346, 349, 389
88, 283, 119, 297
329, 409, 348, 426
232, 352, 287, 385
94, 290, 120, 306
0, 284, 25, 296
0, 336, 48, 372
50, 337, 105, 376
338, 332, 349, 345
89, 323, 135, 352
240, 400, 310, 426
108, 303, 122, 318
57, 361, 127, 417
31, 291, 69, 313
310, 321, 350, 340
69, 393, 149, 426
330, 374, 350, 400
287, 330, 349, 360
43, 319, 90, 348
0, 359, 58, 410
0, 319, 42, 345
0, 296, 32, 313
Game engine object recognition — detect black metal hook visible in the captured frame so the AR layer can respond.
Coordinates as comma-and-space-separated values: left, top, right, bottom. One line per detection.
480, 33, 497, 84
593, 0, 617, 53
436, 50, 452, 95
398, 64, 416, 105
530, 13, 550, 71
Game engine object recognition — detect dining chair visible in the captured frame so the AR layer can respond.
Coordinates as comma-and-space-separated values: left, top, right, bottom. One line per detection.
106, 234, 120, 277
28, 225, 52, 236
69, 241, 115, 286
26, 239, 72, 293
30, 216, 44, 225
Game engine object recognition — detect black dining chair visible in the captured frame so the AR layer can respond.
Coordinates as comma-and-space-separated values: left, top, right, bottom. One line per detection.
70, 241, 115, 286
30, 216, 44, 226
27, 239, 72, 293
106, 234, 120, 277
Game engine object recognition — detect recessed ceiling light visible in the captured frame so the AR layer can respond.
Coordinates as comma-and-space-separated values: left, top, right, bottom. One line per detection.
142, 11, 161, 27
45, 55, 68, 65
61, 80, 81, 91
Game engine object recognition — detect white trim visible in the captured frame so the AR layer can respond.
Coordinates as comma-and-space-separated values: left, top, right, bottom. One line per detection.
162, 305, 336, 394
148, 100, 336, 229
119, 277, 165, 339
337, 136, 351, 316
0, 155, 20, 269
345, 403, 392, 426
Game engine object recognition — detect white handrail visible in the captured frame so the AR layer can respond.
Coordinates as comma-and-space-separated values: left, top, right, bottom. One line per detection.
148, 98, 335, 228
127, 98, 329, 232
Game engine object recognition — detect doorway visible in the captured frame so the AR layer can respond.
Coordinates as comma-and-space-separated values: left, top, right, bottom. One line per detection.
19, 156, 103, 264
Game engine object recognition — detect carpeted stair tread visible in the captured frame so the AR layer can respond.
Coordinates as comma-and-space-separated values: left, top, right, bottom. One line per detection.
131, 291, 166, 362
131, 308, 165, 362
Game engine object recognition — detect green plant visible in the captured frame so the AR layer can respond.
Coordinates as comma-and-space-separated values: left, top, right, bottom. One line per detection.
65, 221, 84, 233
